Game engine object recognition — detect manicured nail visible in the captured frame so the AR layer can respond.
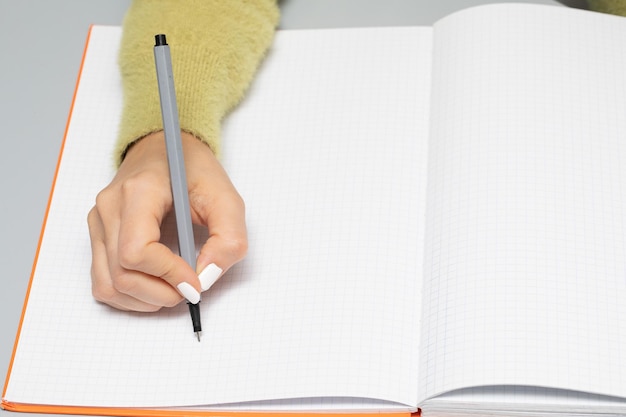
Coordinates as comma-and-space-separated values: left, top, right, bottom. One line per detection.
177, 282, 201, 304
199, 263, 223, 291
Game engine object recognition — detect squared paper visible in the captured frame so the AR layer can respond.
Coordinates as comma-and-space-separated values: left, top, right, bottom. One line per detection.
4, 25, 431, 412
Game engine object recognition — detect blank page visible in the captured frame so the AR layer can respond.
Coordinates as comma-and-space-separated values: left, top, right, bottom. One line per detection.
4, 25, 432, 411
420, 3, 626, 405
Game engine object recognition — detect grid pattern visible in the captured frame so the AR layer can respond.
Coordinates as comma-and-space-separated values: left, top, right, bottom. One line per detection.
419, 4, 626, 407
4, 25, 433, 411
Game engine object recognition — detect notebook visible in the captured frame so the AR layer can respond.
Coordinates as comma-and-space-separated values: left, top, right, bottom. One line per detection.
3, 3, 626, 416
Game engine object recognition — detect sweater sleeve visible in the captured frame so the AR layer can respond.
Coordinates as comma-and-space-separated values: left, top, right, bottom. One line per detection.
587, 0, 626, 16
114, 0, 279, 165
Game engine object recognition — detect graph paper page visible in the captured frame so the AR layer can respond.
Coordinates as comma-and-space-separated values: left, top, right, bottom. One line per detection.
4, 25, 432, 410
419, 3, 626, 405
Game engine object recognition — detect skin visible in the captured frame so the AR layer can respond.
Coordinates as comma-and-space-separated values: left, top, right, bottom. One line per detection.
87, 131, 247, 312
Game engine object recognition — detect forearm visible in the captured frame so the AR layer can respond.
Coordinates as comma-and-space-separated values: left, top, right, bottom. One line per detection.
114, 0, 279, 165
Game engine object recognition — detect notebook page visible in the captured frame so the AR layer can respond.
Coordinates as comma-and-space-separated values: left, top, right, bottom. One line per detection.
4, 25, 432, 410
419, 3, 626, 403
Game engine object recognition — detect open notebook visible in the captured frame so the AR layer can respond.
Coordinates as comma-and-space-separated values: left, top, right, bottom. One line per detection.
3, 3, 626, 417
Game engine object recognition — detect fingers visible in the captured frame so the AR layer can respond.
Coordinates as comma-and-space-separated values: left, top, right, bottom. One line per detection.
115, 176, 201, 295
88, 207, 176, 312
87, 132, 249, 312
89, 166, 199, 311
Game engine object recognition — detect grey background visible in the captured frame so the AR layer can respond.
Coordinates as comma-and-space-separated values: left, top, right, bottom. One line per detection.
0, 1, 587, 416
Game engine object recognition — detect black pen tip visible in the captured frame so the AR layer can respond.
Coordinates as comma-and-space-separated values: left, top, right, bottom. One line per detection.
196, 331, 201, 342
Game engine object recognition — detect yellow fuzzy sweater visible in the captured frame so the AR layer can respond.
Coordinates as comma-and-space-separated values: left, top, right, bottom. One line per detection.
114, 1, 624, 165
115, 0, 279, 165
588, 0, 626, 15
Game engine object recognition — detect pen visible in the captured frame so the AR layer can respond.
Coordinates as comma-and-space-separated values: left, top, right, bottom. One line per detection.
154, 34, 202, 341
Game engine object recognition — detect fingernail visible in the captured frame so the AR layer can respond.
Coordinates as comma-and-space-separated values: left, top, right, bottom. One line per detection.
177, 282, 201, 304
199, 263, 223, 291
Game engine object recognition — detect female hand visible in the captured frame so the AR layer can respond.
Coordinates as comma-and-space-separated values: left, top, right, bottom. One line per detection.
87, 131, 247, 311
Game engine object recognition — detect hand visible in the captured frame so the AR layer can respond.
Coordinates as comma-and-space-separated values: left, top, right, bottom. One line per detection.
87, 131, 247, 311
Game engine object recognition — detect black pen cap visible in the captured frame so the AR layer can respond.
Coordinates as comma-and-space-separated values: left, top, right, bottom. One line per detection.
155, 34, 167, 46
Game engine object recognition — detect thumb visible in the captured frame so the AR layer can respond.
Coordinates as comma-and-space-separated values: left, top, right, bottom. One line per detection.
194, 195, 248, 292
196, 234, 248, 292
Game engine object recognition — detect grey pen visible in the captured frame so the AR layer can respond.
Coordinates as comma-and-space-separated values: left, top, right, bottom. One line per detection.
154, 34, 202, 341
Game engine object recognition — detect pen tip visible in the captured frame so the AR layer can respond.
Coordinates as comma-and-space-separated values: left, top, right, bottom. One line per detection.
196, 331, 201, 342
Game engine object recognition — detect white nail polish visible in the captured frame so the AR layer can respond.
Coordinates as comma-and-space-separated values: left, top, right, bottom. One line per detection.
177, 282, 201, 304
199, 263, 223, 291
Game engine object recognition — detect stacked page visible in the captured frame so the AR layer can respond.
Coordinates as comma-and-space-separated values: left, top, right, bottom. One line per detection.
4, 3, 626, 417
